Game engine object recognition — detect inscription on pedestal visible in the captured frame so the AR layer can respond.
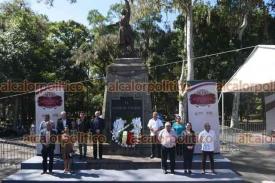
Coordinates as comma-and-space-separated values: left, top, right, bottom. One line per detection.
111, 97, 142, 122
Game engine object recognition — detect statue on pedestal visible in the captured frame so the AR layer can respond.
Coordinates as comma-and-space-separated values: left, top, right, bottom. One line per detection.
119, 0, 135, 57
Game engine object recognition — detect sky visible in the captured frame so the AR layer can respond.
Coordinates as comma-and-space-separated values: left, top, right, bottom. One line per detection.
0, 0, 179, 28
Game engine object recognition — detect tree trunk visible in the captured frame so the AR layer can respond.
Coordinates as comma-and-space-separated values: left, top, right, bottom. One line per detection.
186, 4, 194, 81
230, 93, 240, 128
230, 13, 247, 128
178, 1, 194, 120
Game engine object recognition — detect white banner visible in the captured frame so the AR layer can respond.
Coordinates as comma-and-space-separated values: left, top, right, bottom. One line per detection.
35, 85, 64, 155
187, 81, 220, 153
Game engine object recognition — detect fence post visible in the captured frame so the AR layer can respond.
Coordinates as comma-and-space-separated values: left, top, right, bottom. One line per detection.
222, 92, 225, 140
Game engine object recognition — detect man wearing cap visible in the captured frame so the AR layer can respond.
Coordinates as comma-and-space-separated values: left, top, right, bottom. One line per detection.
147, 112, 163, 158
158, 122, 177, 174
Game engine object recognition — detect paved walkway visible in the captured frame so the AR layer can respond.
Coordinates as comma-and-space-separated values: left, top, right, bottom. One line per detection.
224, 144, 275, 183
3, 169, 242, 183
0, 166, 18, 182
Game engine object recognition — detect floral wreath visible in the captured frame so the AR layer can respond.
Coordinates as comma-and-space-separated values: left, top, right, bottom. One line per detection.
111, 117, 142, 148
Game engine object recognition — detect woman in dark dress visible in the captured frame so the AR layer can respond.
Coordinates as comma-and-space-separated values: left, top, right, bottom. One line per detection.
183, 122, 196, 174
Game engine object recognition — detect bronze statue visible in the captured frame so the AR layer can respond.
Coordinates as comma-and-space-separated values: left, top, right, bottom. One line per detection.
119, 0, 134, 56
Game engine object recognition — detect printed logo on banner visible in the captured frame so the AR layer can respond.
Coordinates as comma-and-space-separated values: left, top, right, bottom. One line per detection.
38, 92, 62, 109
189, 89, 216, 107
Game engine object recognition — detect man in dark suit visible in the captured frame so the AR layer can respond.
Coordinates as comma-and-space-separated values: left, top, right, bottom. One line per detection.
57, 111, 71, 134
91, 111, 105, 159
77, 112, 90, 159
40, 122, 57, 174
56, 111, 71, 157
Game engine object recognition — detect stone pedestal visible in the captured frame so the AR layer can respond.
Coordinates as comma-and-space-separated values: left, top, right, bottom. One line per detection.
102, 58, 152, 140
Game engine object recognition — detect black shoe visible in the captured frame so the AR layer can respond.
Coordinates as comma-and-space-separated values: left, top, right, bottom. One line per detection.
93, 157, 98, 160
201, 170, 205, 174
171, 170, 175, 174
48, 171, 53, 174
41, 171, 46, 175
188, 170, 192, 174
184, 170, 188, 174
163, 169, 168, 174
150, 155, 154, 159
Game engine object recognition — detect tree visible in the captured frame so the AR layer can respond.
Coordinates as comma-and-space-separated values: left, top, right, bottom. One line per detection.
0, 0, 51, 127
0, 0, 52, 82
133, 0, 196, 118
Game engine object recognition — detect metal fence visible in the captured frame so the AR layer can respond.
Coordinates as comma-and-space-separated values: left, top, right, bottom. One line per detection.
238, 122, 266, 133
220, 125, 243, 153
0, 138, 36, 169
223, 120, 266, 134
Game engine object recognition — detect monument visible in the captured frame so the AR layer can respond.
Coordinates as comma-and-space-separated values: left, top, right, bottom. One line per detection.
102, 0, 152, 141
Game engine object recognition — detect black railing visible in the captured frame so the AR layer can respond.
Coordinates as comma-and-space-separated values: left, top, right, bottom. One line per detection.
0, 137, 36, 169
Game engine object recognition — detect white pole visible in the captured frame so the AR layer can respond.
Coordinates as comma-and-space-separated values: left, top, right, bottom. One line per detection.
222, 92, 225, 139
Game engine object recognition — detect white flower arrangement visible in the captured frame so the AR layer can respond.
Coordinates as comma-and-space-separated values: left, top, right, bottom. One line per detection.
111, 117, 142, 148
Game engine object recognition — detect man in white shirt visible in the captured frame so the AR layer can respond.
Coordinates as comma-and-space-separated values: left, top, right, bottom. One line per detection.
40, 122, 57, 174
198, 122, 216, 175
158, 122, 177, 174
147, 112, 163, 158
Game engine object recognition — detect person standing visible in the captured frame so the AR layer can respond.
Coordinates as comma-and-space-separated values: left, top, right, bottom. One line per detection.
77, 112, 90, 159
69, 120, 78, 172
91, 111, 105, 160
199, 122, 216, 175
40, 114, 55, 131
40, 122, 57, 174
57, 111, 71, 157
183, 122, 196, 174
172, 115, 185, 156
158, 122, 177, 174
30, 124, 35, 136
61, 126, 74, 173
70, 120, 78, 136
57, 111, 71, 134
148, 112, 163, 158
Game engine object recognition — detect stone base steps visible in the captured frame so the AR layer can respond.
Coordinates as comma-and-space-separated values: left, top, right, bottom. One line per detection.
2, 169, 243, 183
20, 154, 231, 170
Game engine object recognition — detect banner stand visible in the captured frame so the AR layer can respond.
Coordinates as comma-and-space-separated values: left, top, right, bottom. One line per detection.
187, 81, 220, 153
35, 84, 64, 155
